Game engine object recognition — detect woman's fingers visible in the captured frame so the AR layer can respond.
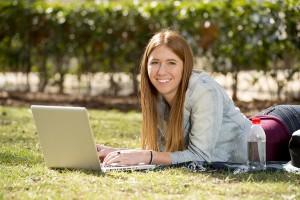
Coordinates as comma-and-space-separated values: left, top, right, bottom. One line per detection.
95, 144, 101, 152
103, 151, 124, 166
96, 144, 114, 161
103, 150, 148, 166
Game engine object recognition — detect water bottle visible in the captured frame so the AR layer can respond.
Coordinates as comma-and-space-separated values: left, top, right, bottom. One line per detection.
247, 118, 266, 171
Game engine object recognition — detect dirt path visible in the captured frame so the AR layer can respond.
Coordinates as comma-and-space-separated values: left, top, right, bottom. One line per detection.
1, 90, 297, 117
1, 72, 299, 116
1, 71, 300, 101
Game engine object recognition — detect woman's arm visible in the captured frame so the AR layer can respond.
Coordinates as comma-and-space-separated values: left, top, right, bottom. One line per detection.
102, 149, 172, 166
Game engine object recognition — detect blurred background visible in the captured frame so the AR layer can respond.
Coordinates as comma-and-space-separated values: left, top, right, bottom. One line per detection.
0, 0, 299, 112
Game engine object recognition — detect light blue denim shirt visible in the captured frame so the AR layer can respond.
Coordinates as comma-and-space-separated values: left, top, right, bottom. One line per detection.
157, 70, 252, 164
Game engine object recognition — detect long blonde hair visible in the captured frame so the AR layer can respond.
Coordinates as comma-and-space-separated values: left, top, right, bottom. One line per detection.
140, 29, 194, 152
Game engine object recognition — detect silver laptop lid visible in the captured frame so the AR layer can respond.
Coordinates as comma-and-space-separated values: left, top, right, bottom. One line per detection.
31, 105, 101, 170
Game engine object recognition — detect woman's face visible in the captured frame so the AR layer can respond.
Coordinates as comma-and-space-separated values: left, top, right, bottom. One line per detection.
147, 45, 184, 105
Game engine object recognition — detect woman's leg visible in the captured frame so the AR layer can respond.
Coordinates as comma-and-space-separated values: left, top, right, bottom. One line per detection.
258, 105, 300, 135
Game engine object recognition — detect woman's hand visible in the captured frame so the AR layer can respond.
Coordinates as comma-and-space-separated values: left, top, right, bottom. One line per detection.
96, 144, 118, 162
103, 149, 151, 167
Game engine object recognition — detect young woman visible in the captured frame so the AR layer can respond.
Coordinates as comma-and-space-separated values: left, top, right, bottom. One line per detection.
97, 29, 300, 166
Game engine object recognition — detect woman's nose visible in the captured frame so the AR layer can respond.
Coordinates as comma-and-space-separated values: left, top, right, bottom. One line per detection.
157, 63, 167, 75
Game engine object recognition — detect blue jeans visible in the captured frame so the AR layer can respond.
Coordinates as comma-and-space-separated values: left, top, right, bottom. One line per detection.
258, 105, 300, 135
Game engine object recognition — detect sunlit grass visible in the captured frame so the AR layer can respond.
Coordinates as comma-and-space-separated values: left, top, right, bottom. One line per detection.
1, 106, 300, 200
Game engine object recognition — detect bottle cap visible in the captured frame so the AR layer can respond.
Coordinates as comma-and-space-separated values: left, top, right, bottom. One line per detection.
252, 118, 261, 124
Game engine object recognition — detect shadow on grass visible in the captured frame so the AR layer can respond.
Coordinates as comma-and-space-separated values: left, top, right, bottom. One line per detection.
38, 166, 153, 178
208, 171, 300, 185
46, 167, 105, 177
0, 149, 151, 179
155, 163, 300, 184
0, 149, 149, 178
194, 169, 300, 184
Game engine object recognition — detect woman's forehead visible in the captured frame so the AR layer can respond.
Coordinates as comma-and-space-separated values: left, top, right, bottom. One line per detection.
148, 45, 181, 60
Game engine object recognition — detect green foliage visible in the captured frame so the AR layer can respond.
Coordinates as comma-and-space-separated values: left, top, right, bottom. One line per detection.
0, 0, 299, 97
1, 105, 300, 199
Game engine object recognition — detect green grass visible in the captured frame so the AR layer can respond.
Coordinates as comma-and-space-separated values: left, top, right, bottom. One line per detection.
1, 105, 300, 200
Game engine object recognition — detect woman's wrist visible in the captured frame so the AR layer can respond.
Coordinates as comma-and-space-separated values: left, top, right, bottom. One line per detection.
149, 150, 154, 165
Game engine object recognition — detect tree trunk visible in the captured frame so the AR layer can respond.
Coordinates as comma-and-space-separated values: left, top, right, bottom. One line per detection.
131, 61, 139, 96
231, 71, 238, 101
24, 43, 32, 92
55, 56, 65, 94
86, 73, 93, 95
57, 73, 65, 94
276, 79, 284, 102
108, 57, 119, 96
109, 73, 119, 96
38, 56, 49, 92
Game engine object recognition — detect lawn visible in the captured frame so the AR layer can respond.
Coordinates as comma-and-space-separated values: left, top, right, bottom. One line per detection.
1, 105, 299, 200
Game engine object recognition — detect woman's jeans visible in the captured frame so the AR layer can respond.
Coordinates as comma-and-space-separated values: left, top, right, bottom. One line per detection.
258, 105, 300, 135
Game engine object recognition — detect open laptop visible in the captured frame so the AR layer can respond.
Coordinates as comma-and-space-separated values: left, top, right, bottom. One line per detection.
31, 105, 156, 172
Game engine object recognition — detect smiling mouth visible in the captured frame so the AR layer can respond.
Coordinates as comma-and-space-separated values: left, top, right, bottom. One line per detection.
157, 79, 171, 83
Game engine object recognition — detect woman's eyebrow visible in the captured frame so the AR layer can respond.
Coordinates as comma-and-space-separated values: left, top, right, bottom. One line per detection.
166, 58, 178, 62
148, 58, 179, 62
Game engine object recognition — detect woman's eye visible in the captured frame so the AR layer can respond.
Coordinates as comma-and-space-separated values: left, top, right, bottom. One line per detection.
168, 62, 176, 65
151, 61, 159, 65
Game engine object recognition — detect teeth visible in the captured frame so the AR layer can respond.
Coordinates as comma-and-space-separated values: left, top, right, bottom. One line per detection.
158, 79, 170, 83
